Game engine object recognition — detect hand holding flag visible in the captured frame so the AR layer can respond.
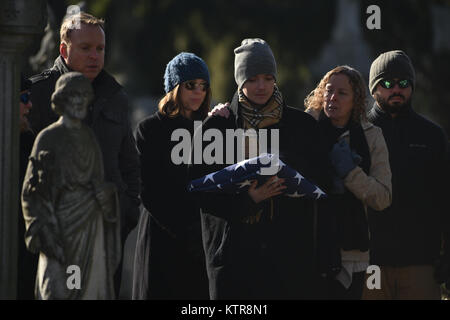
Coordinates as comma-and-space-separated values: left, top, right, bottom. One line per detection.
188, 153, 327, 200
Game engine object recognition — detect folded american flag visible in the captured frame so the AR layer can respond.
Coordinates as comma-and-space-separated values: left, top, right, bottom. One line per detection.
188, 153, 327, 199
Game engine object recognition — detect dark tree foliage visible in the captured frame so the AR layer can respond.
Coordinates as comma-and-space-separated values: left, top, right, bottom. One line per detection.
67, 0, 449, 134
82, 0, 335, 104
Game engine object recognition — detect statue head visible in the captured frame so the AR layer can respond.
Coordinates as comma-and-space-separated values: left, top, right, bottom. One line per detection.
51, 71, 94, 120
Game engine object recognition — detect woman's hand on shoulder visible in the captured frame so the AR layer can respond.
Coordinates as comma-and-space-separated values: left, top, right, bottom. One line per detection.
208, 102, 230, 118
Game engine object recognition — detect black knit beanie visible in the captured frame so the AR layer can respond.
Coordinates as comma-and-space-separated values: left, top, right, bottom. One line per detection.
369, 50, 415, 94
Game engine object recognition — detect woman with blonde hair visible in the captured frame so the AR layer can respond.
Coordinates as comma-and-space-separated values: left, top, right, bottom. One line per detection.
304, 65, 392, 299
132, 52, 211, 299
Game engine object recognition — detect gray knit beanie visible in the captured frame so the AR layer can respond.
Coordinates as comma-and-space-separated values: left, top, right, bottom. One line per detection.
234, 38, 277, 88
369, 50, 415, 94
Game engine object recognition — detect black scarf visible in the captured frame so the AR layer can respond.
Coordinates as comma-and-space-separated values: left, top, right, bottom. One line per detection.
318, 111, 371, 252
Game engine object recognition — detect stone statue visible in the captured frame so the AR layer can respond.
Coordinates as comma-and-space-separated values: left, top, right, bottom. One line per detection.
21, 72, 121, 299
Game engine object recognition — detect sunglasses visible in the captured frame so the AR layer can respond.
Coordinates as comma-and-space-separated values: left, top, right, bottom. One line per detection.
20, 92, 31, 104
183, 81, 209, 91
380, 79, 411, 89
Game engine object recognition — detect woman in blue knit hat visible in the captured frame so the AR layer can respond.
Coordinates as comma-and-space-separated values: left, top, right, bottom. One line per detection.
132, 52, 211, 299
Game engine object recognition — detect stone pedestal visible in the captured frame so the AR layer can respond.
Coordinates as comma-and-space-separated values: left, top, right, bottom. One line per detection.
0, 0, 46, 299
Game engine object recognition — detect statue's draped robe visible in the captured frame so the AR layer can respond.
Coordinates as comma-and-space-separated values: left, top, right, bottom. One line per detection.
21, 121, 121, 299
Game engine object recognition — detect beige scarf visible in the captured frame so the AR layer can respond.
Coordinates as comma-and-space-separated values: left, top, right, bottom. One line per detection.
238, 85, 283, 224
239, 85, 283, 129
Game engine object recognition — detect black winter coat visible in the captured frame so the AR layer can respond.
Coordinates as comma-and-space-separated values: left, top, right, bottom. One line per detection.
132, 111, 208, 299
367, 104, 449, 266
28, 56, 141, 240
18, 130, 37, 299
188, 93, 333, 299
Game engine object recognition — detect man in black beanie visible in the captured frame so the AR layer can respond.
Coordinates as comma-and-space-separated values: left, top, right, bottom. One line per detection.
364, 50, 449, 299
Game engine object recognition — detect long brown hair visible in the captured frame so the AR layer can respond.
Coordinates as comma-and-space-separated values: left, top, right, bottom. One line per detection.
304, 65, 367, 123
158, 84, 211, 120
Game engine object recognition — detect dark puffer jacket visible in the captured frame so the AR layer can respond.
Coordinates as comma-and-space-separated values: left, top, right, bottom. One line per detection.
28, 56, 141, 241
189, 93, 334, 299
367, 104, 449, 266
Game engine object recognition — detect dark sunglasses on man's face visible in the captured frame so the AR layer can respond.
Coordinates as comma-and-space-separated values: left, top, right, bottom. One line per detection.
20, 92, 31, 104
380, 79, 411, 89
183, 81, 209, 91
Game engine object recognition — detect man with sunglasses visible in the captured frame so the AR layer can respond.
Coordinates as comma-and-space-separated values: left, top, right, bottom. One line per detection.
364, 50, 449, 299
26, 12, 140, 298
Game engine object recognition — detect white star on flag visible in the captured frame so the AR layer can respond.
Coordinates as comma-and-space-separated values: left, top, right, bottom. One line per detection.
234, 160, 247, 171
286, 191, 305, 198
237, 180, 252, 188
203, 172, 215, 184
313, 187, 326, 199
293, 172, 304, 185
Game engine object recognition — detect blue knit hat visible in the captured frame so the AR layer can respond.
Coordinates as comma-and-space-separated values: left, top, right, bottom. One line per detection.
163, 52, 210, 93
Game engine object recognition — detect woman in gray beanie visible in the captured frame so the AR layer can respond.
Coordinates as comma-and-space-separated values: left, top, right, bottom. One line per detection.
190, 38, 333, 299
132, 52, 211, 299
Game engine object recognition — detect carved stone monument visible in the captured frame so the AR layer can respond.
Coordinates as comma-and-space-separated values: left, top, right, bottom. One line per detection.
21, 72, 121, 299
